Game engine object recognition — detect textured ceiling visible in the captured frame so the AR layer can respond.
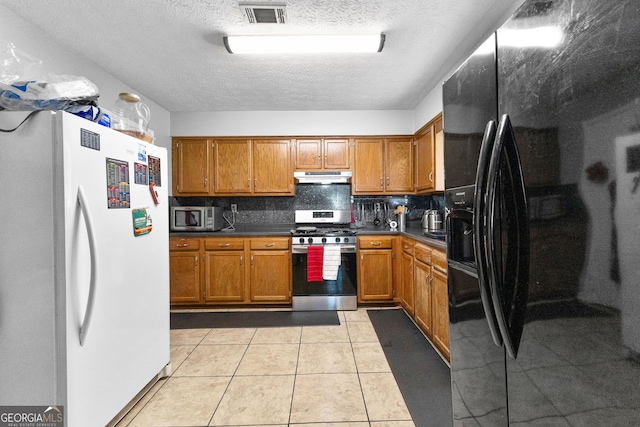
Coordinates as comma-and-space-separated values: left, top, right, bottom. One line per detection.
0, 0, 520, 112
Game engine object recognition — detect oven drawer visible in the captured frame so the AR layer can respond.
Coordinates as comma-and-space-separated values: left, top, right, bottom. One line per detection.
358, 235, 393, 249
205, 238, 245, 251
251, 238, 290, 250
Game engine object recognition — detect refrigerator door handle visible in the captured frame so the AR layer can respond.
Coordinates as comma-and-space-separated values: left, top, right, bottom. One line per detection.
486, 114, 530, 359
473, 120, 503, 347
77, 185, 98, 346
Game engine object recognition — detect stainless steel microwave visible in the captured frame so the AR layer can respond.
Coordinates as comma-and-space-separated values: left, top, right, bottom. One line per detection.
170, 206, 224, 231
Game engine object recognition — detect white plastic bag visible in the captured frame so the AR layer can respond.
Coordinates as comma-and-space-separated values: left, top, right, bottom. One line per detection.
0, 43, 99, 111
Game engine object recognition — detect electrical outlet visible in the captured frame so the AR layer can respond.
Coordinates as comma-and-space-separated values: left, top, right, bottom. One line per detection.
230, 204, 238, 214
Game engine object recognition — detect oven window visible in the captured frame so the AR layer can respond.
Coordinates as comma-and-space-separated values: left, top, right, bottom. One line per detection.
292, 252, 357, 297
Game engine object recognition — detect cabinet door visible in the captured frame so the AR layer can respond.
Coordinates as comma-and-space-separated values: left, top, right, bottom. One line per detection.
358, 249, 393, 301
434, 124, 445, 192
204, 251, 245, 302
414, 261, 432, 336
415, 128, 435, 193
250, 250, 291, 302
385, 138, 414, 193
401, 251, 415, 315
169, 251, 201, 304
353, 138, 384, 193
295, 139, 322, 170
323, 138, 350, 170
431, 268, 450, 359
214, 139, 251, 194
253, 139, 293, 194
172, 138, 212, 195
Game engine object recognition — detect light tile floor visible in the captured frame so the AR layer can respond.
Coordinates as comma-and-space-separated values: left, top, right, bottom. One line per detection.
116, 308, 416, 427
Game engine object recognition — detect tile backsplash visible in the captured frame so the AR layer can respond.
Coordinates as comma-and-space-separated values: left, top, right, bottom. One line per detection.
171, 185, 444, 224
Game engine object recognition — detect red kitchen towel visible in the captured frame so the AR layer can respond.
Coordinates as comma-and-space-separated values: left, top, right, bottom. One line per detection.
307, 245, 324, 282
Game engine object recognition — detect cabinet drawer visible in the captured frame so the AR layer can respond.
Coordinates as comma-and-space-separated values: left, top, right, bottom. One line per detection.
358, 235, 393, 249
205, 238, 245, 251
414, 244, 432, 265
250, 238, 290, 250
401, 238, 415, 255
170, 237, 201, 251
431, 249, 447, 273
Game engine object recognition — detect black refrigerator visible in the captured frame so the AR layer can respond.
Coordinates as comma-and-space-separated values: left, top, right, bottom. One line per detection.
444, 0, 640, 425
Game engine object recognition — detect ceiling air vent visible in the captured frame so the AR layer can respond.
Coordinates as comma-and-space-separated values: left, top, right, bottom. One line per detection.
240, 4, 287, 24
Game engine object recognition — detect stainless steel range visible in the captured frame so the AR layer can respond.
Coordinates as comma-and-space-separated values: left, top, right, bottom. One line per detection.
291, 210, 357, 311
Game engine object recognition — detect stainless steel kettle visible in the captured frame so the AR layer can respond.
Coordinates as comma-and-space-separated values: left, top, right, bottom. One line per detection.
422, 210, 443, 231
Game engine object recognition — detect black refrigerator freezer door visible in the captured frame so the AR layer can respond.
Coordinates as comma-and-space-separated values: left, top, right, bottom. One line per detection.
486, 114, 530, 359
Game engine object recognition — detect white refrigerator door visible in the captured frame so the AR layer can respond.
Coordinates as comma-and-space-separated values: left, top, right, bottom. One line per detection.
58, 113, 169, 426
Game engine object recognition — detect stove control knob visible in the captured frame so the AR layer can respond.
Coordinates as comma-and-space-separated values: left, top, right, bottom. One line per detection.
299, 237, 305, 244
322, 237, 327, 243
343, 237, 349, 243
336, 237, 341, 243
308, 237, 313, 244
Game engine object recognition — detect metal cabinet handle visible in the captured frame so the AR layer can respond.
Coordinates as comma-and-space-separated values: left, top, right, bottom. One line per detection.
370, 242, 381, 246
386, 176, 390, 186
219, 243, 230, 247
251, 255, 254, 266
254, 178, 257, 188
176, 243, 189, 247
379, 177, 383, 188
204, 178, 208, 187
264, 243, 275, 247
429, 171, 433, 183
240, 256, 243, 266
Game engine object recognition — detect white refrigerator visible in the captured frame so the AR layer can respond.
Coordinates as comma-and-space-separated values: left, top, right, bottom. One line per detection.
0, 111, 170, 426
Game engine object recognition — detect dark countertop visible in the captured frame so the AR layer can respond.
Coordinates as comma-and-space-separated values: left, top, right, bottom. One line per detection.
170, 222, 446, 250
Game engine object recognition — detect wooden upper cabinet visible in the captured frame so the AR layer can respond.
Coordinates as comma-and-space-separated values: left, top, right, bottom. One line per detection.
353, 138, 385, 193
213, 139, 251, 194
295, 139, 323, 169
353, 137, 413, 194
415, 127, 435, 193
415, 113, 444, 194
172, 138, 213, 195
252, 139, 294, 195
294, 138, 350, 171
324, 138, 350, 169
385, 137, 414, 193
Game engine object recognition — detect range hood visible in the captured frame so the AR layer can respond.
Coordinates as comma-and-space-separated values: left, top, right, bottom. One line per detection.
294, 171, 352, 184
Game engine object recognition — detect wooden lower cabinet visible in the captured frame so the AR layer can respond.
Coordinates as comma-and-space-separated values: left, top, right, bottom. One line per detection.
357, 236, 394, 302
401, 248, 415, 316
414, 259, 432, 337
399, 237, 450, 362
204, 238, 246, 302
170, 236, 291, 306
249, 238, 291, 303
431, 267, 450, 360
169, 238, 202, 304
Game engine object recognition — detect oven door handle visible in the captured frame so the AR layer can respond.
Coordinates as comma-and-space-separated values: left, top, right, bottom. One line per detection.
292, 245, 356, 254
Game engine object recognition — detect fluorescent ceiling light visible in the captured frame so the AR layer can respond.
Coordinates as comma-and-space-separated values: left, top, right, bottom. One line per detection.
224, 34, 385, 54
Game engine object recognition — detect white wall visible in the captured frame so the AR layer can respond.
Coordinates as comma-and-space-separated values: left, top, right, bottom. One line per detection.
412, 0, 526, 132
0, 4, 171, 172
171, 110, 414, 137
